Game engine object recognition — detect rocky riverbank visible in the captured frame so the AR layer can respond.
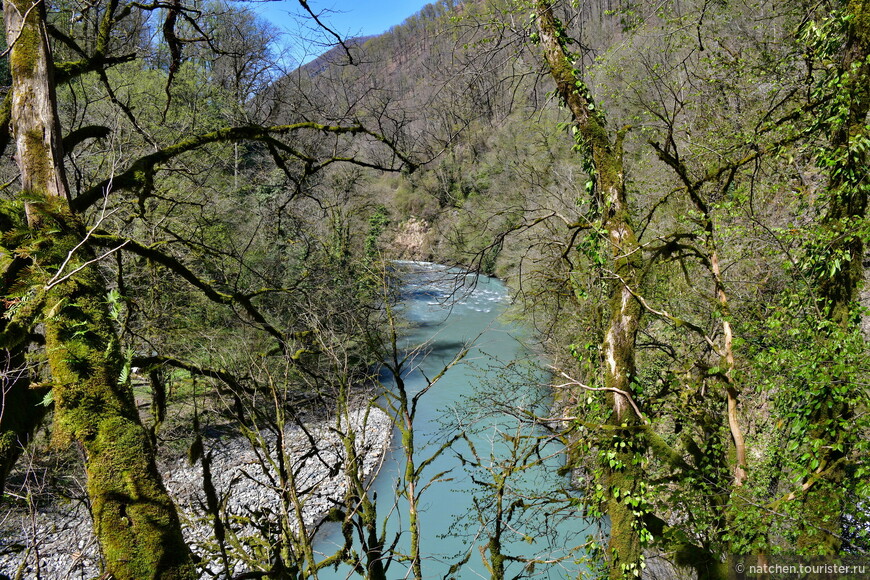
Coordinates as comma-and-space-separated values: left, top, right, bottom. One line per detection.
0, 406, 393, 579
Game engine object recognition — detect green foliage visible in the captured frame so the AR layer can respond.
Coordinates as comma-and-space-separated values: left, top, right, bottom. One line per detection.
747, 294, 870, 547
3, 0, 870, 576
364, 204, 390, 260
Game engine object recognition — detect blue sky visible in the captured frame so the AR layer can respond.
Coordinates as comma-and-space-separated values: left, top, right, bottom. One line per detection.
253, 0, 434, 64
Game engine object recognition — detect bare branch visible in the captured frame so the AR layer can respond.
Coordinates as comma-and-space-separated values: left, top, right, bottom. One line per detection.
552, 370, 648, 425
72, 122, 417, 212
297, 0, 356, 64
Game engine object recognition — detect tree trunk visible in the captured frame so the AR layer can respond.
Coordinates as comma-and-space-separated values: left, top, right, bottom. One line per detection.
816, 0, 870, 328
3, 0, 196, 576
534, 2, 646, 576
799, 0, 869, 554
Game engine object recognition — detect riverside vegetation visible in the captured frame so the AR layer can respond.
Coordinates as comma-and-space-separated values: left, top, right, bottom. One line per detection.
0, 0, 868, 578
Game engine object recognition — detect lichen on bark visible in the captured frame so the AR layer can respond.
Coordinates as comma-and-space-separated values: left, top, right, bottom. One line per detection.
3, 0, 197, 574
41, 231, 196, 579
533, 2, 647, 576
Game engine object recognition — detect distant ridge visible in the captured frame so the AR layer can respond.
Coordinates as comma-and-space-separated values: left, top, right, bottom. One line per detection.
301, 35, 376, 76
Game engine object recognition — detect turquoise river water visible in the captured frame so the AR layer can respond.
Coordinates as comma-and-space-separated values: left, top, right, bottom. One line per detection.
314, 262, 590, 579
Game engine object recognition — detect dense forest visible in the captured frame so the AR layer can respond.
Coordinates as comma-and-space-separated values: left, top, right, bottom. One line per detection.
0, 0, 868, 578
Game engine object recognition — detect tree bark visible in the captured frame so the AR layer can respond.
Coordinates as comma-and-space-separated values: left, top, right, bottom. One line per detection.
534, 2, 646, 576
3, 0, 196, 576
816, 0, 870, 326
799, 0, 869, 554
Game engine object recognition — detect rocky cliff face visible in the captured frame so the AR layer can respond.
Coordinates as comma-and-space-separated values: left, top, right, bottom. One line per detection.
391, 217, 434, 260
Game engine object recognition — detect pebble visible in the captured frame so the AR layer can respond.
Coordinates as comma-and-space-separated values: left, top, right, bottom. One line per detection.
0, 407, 393, 578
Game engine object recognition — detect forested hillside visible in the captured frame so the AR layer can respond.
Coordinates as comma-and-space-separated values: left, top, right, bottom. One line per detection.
0, 0, 868, 578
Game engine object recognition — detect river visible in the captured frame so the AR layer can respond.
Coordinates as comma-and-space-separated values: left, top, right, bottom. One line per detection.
314, 262, 590, 579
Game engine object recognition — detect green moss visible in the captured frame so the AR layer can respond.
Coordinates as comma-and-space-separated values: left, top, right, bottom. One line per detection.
607, 474, 642, 579
0, 432, 15, 455
87, 414, 189, 578
22, 129, 53, 192
34, 228, 194, 578
8, 7, 40, 79
851, 0, 870, 45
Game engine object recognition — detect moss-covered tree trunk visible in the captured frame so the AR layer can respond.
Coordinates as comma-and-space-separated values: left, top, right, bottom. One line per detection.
43, 249, 195, 579
534, 2, 646, 577
3, 0, 196, 577
798, 0, 870, 554
816, 0, 870, 329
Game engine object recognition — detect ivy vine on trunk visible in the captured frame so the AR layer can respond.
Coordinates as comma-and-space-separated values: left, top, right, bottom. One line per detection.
532, 2, 648, 576
2, 0, 196, 576
795, 0, 869, 554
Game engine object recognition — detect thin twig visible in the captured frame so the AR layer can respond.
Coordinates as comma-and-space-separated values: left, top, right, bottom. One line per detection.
44, 185, 117, 290
552, 370, 649, 425
44, 241, 129, 290
1, 0, 44, 59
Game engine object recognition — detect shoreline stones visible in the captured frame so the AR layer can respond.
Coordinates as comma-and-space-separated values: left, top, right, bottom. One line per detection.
0, 406, 394, 579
